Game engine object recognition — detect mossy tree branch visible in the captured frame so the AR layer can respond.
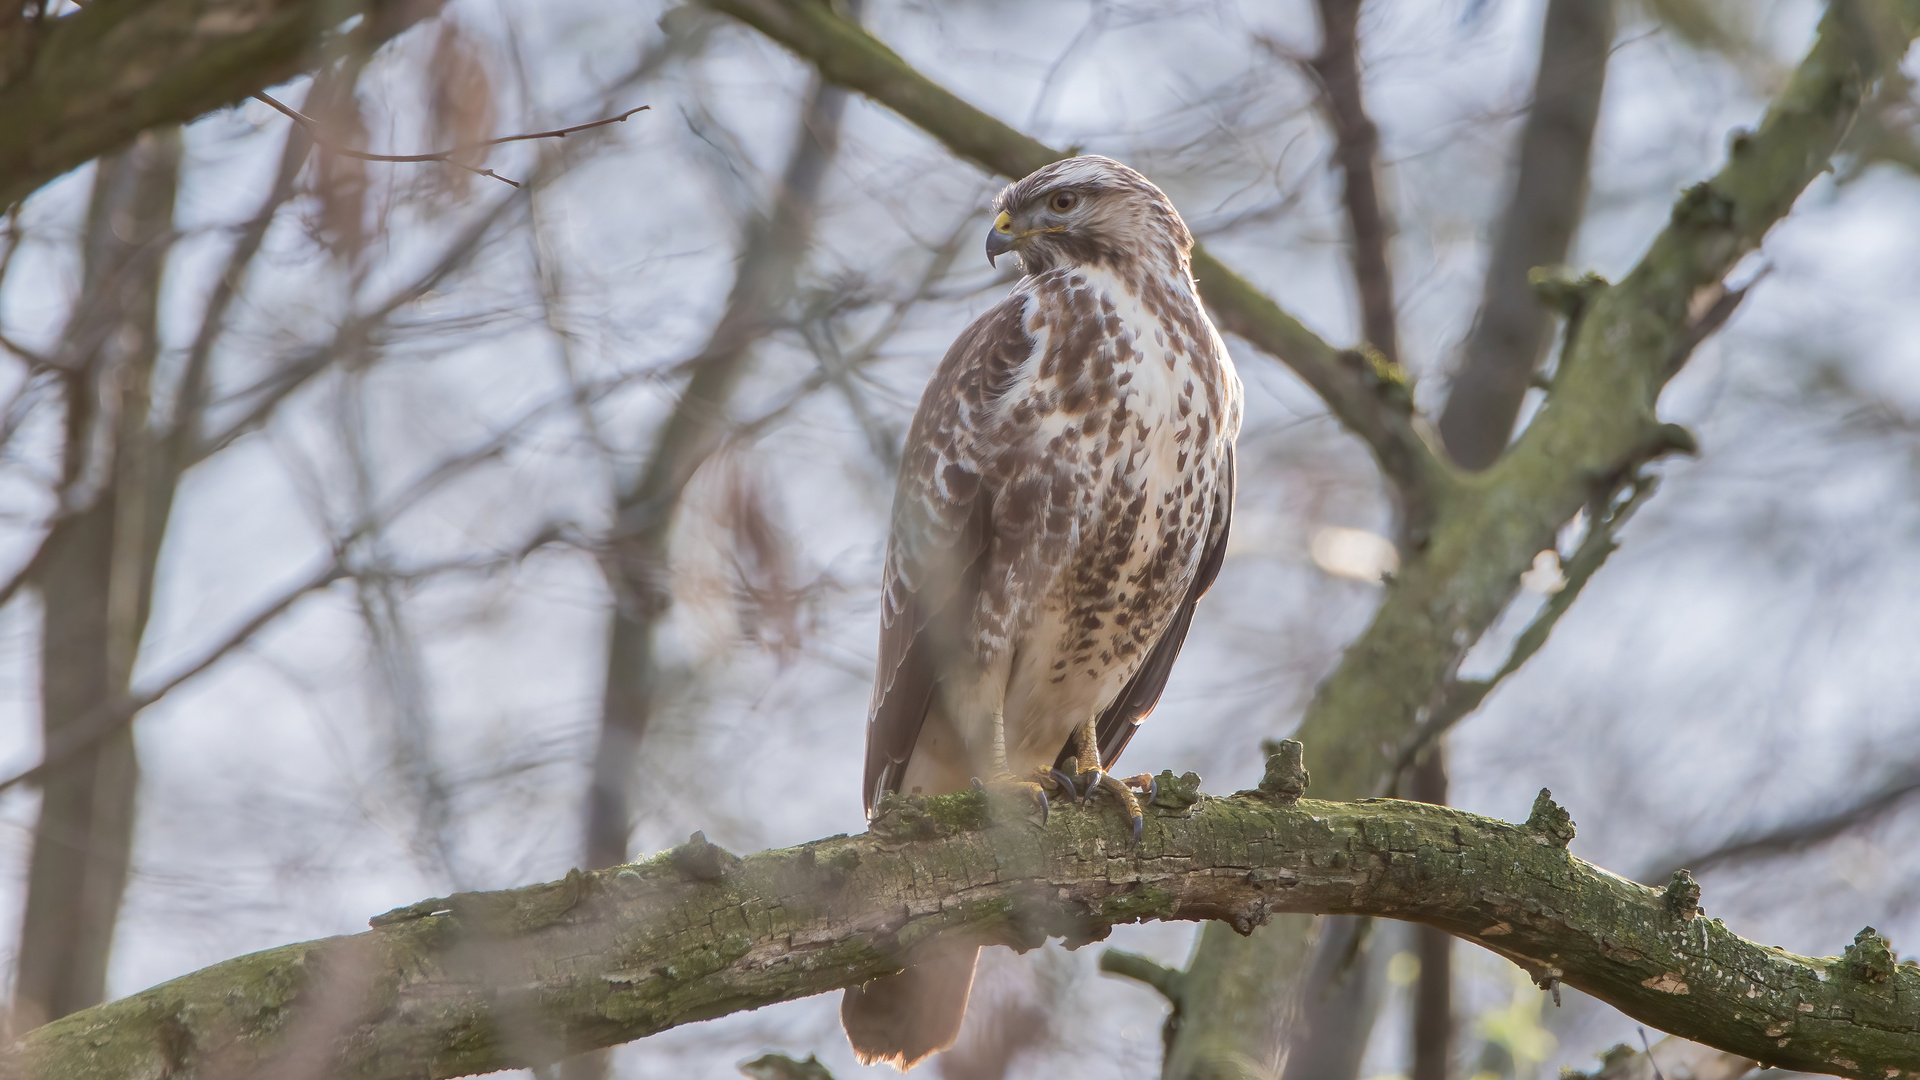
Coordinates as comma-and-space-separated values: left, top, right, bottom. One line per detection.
10, 780, 1917, 1080
0, 0, 443, 208
696, 0, 1448, 541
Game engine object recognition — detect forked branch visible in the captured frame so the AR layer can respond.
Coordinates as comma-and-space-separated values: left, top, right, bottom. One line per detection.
252, 94, 649, 187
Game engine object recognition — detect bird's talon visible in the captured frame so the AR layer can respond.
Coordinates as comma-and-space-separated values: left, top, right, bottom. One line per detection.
971, 777, 984, 792
1131, 814, 1144, 845
1076, 768, 1105, 805
1049, 769, 1079, 800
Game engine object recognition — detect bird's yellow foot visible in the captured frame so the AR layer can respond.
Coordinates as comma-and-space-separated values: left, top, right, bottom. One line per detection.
1061, 769, 1155, 844
971, 769, 1074, 824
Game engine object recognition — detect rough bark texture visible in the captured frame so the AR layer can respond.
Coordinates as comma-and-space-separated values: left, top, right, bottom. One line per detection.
9, 784, 1916, 1079
1409, 748, 1451, 1080
0, 0, 442, 208
1438, 0, 1616, 470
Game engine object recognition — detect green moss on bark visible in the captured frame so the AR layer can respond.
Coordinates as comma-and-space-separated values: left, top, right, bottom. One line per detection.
12, 791, 1918, 1079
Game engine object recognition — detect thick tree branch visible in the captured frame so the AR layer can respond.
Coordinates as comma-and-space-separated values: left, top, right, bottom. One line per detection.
0, 0, 444, 208
1438, 0, 1615, 469
10, 781, 1917, 1079
697, 0, 1447, 542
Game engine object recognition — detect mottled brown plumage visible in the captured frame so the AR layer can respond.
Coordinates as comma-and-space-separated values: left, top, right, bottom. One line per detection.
843, 156, 1242, 1070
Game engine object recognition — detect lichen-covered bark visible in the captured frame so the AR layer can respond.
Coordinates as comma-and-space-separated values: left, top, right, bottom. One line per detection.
0, 0, 442, 208
9, 782, 1916, 1080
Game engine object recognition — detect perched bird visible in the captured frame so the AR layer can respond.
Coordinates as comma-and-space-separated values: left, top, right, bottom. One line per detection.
840, 156, 1243, 1070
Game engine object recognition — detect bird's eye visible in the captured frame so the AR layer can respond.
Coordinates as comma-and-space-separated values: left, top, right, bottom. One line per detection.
1048, 190, 1079, 212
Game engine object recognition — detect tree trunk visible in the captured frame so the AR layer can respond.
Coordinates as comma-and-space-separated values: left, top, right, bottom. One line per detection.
14, 129, 180, 1029
582, 58, 849, 871
1409, 747, 1452, 1080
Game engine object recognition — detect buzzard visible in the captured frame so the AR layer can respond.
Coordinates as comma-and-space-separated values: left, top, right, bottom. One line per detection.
841, 156, 1243, 1069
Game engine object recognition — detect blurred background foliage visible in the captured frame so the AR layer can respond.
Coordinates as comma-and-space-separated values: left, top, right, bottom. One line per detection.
1, 0, 1917, 1078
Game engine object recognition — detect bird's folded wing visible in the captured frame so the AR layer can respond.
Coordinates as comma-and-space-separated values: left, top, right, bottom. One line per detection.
864, 295, 1037, 814
1073, 442, 1235, 772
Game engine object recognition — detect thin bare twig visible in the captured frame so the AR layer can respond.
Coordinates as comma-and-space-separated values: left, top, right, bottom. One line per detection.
1387, 470, 1662, 790
0, 558, 348, 798
1295, 1, 1399, 365
253, 92, 647, 187
1643, 763, 1920, 883
0, 519, 566, 800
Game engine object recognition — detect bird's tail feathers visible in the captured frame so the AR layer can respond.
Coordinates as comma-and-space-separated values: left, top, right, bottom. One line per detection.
840, 947, 980, 1071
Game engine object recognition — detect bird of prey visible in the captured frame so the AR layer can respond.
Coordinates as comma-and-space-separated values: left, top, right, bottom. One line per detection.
840, 156, 1243, 1070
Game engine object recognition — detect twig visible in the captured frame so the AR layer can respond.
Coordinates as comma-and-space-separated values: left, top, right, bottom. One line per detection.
1387, 471, 1661, 789
1643, 762, 1920, 882
1640, 1028, 1669, 1080
0, 558, 350, 797
1100, 949, 1186, 1007
253, 92, 648, 187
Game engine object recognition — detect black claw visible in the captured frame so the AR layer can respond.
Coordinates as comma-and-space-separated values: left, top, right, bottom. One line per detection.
1078, 769, 1103, 805
1131, 814, 1144, 845
1146, 775, 1159, 806
971, 777, 984, 791
1049, 769, 1079, 800
1038, 790, 1050, 825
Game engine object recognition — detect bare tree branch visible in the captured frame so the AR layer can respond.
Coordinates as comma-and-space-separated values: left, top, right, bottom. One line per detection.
1388, 468, 1662, 789
251, 93, 648, 187
1438, 0, 1616, 469
581, 59, 849, 878
1302, 0, 1399, 366
1644, 761, 1920, 883
10, 780, 1918, 1079
1155, 3, 1914, 1075
0, 557, 347, 801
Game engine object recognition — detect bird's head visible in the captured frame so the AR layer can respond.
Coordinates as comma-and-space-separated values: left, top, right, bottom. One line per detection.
985, 155, 1192, 276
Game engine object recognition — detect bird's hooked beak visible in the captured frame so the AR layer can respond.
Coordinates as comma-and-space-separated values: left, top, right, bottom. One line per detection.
986, 210, 1016, 267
